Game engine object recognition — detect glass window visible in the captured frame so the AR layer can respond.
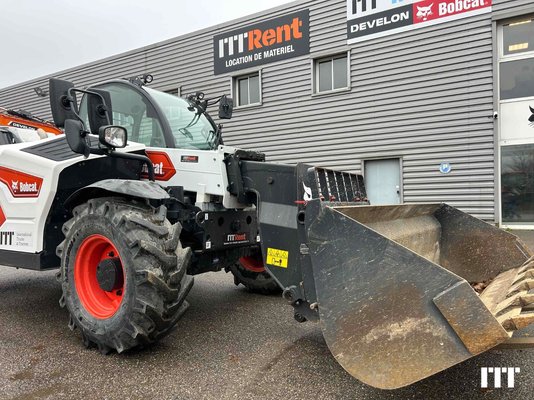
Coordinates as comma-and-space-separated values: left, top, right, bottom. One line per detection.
81, 83, 165, 147
238, 77, 249, 105
80, 83, 218, 150
145, 87, 217, 150
503, 18, 534, 56
500, 58, 534, 100
234, 73, 261, 107
315, 54, 349, 93
501, 144, 534, 223
165, 88, 180, 97
249, 75, 260, 104
319, 60, 332, 92
333, 57, 348, 89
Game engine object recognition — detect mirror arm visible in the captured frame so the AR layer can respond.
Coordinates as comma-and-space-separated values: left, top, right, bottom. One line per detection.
108, 151, 155, 182
88, 147, 107, 156
68, 88, 112, 126
65, 88, 85, 125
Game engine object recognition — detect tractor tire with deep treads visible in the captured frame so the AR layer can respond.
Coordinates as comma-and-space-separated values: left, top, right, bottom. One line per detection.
56, 197, 193, 354
227, 252, 281, 295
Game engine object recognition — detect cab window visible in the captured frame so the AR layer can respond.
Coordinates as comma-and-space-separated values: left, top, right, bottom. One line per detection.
94, 83, 165, 147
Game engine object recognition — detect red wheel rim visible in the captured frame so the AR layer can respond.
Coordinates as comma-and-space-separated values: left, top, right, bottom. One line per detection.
239, 255, 265, 273
74, 234, 124, 319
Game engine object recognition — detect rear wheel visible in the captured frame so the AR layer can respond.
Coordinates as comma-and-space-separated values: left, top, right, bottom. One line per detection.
56, 197, 193, 353
227, 250, 281, 294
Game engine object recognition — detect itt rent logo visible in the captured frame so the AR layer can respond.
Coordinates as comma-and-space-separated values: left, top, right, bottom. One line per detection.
218, 17, 303, 58
481, 367, 520, 389
226, 233, 247, 243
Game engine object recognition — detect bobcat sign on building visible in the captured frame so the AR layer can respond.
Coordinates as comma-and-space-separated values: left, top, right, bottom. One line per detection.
347, 0, 492, 43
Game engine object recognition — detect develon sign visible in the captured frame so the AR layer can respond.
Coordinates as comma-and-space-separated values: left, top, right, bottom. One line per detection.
213, 10, 310, 75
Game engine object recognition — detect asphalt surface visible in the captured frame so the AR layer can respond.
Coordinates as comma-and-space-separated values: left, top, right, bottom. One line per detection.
0, 233, 533, 399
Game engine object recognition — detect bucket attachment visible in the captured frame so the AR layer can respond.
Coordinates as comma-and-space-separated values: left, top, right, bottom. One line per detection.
305, 202, 534, 389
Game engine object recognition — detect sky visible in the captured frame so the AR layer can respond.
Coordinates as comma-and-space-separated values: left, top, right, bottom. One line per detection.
0, 0, 294, 89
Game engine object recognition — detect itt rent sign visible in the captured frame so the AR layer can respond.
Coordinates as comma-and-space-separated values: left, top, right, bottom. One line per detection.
213, 10, 310, 75
347, 0, 492, 44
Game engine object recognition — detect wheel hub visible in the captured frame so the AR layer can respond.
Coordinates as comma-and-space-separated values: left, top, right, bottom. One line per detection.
239, 255, 265, 273
96, 257, 123, 292
74, 234, 125, 319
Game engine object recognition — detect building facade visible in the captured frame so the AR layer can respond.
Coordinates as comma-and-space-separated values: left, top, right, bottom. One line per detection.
0, 0, 533, 225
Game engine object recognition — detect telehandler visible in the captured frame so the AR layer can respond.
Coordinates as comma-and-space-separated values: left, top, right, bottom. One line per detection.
0, 74, 533, 389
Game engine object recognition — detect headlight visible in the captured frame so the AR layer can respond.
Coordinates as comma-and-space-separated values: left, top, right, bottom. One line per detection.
99, 125, 128, 149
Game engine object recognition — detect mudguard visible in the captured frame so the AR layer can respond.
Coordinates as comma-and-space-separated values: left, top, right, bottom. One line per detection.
65, 179, 170, 209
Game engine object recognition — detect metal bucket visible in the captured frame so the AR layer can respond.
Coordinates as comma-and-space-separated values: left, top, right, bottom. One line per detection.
305, 202, 534, 389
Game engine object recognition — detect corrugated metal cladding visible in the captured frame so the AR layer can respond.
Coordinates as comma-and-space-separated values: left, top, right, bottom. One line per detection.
0, 0, 532, 221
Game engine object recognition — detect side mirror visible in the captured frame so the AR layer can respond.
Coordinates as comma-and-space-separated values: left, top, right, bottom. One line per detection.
219, 95, 233, 119
64, 119, 89, 156
87, 89, 113, 135
99, 125, 127, 149
49, 78, 77, 128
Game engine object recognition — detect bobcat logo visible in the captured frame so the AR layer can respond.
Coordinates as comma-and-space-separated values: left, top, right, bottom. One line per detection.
416, 4, 433, 21
302, 182, 313, 202
529, 106, 534, 127
11, 181, 18, 192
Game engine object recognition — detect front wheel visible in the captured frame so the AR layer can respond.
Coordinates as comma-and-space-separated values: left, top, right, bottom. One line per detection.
56, 197, 193, 353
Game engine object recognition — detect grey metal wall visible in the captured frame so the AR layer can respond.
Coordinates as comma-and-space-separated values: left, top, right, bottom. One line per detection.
1, 0, 531, 221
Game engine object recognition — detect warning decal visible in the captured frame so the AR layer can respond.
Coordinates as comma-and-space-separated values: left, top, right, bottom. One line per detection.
266, 248, 289, 268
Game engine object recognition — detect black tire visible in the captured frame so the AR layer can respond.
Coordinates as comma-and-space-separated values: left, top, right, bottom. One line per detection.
56, 197, 193, 354
227, 252, 281, 295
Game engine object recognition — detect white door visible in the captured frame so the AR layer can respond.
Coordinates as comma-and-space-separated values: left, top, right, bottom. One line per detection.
364, 159, 401, 205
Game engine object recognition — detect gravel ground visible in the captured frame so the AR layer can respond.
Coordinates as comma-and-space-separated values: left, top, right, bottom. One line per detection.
0, 232, 533, 399
0, 266, 532, 400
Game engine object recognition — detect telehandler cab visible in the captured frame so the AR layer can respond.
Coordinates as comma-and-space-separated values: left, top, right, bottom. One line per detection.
0, 75, 533, 389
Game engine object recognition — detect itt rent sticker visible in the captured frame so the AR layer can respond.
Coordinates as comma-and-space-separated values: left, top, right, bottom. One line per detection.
266, 248, 289, 268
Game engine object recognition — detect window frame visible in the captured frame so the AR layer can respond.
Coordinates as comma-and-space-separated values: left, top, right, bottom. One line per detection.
499, 15, 534, 60
312, 52, 351, 95
497, 15, 534, 105
231, 70, 262, 109
164, 87, 182, 97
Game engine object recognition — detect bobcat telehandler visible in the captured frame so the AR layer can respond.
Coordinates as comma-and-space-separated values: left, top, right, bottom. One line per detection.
1, 75, 534, 390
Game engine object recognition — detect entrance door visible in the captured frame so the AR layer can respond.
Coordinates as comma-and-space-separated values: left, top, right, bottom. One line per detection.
498, 16, 534, 226
364, 159, 401, 205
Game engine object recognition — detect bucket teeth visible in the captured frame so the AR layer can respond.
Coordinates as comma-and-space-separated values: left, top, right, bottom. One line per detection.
499, 313, 534, 331
518, 258, 534, 274
514, 269, 534, 283
495, 293, 534, 317
480, 258, 534, 334
507, 279, 534, 298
